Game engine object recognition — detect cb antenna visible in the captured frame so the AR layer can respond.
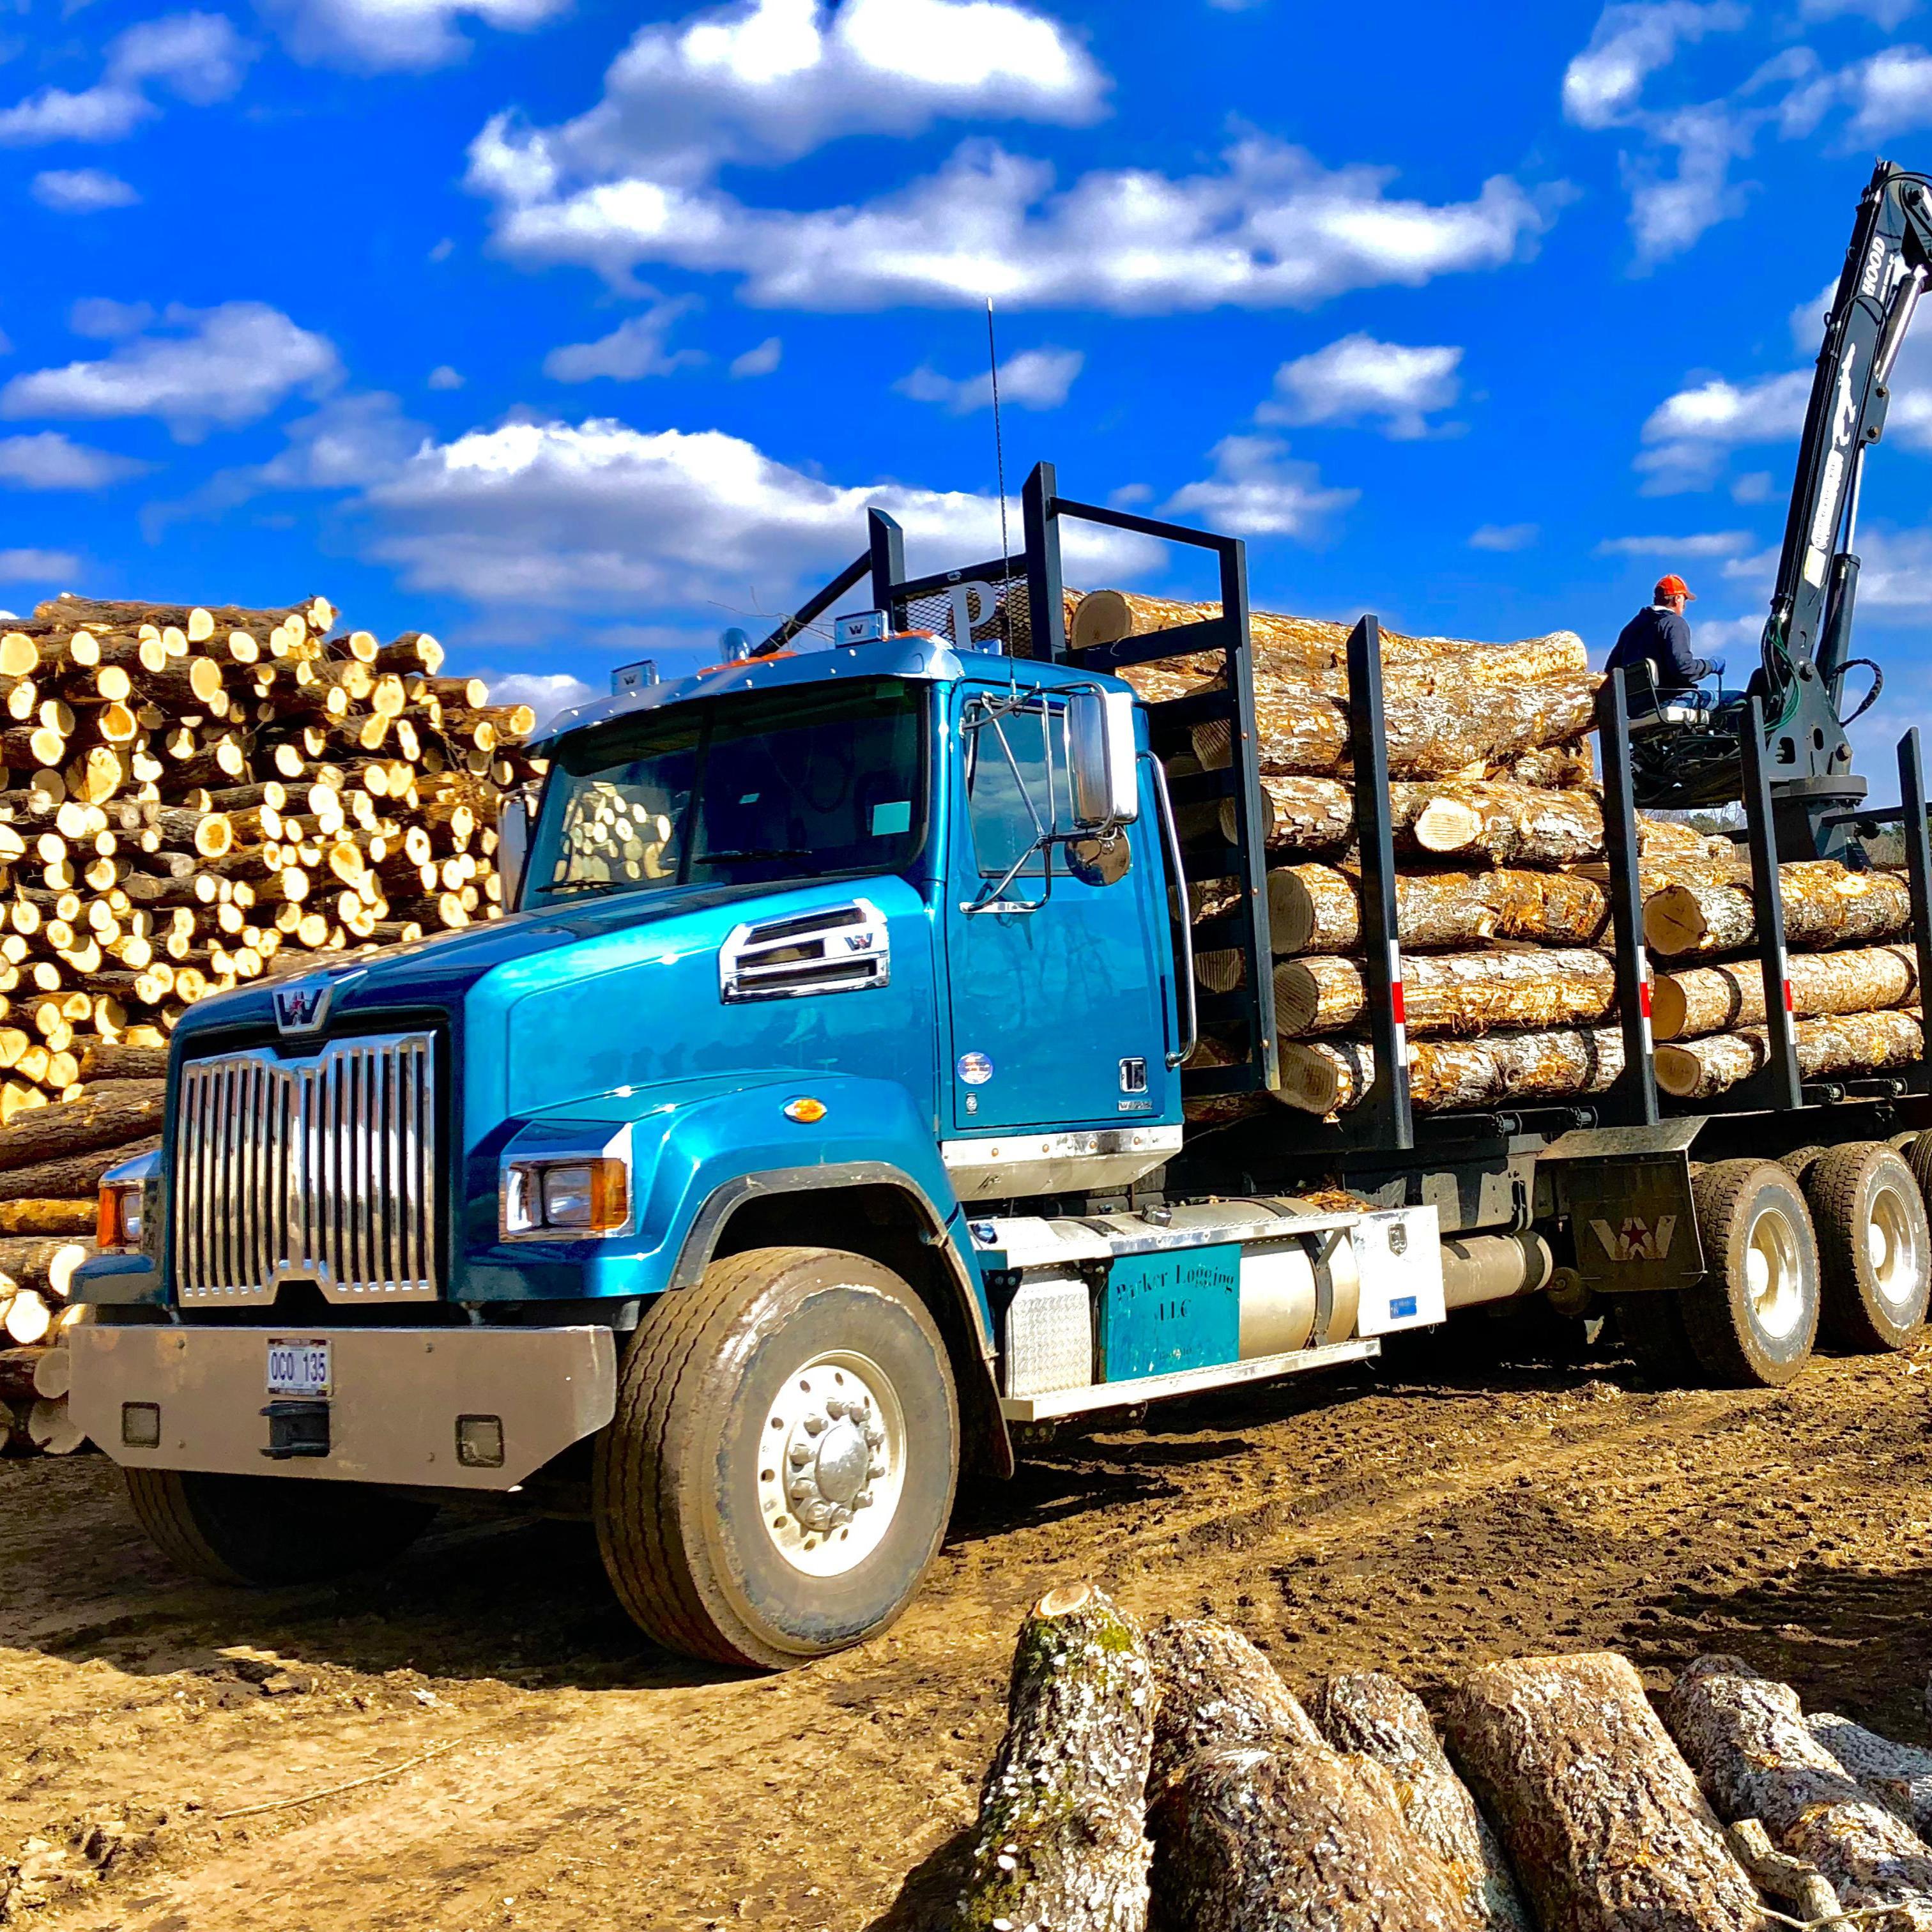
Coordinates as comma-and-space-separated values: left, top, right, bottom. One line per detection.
986, 296, 1012, 653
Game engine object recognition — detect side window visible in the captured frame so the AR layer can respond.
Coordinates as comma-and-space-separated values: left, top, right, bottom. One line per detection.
965, 699, 1070, 878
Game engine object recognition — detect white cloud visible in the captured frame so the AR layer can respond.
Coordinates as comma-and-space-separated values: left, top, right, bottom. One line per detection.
259, 0, 570, 70
30, 167, 139, 210
0, 430, 149, 487
1561, 1, 1745, 129
896, 344, 1080, 413
1597, 530, 1756, 556
1857, 525, 1932, 618
0, 12, 250, 145
70, 298, 155, 338
1469, 522, 1538, 551
1636, 368, 1811, 491
1623, 98, 1757, 263
1802, 0, 1918, 19
427, 364, 464, 390
0, 548, 79, 580
356, 416, 1158, 611
1842, 45, 1932, 139
729, 335, 781, 377
484, 669, 598, 728
473, 121, 1554, 311
1257, 332, 1461, 439
0, 302, 341, 441
543, 296, 704, 381
1162, 434, 1356, 539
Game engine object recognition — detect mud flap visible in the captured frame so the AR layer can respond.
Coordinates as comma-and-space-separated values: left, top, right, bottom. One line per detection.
1537, 1122, 1706, 1296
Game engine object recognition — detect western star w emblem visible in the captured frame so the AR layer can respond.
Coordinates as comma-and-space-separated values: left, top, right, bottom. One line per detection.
273, 979, 334, 1036
1590, 1215, 1678, 1264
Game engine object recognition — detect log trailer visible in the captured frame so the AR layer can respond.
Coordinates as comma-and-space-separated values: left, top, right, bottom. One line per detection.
62, 170, 1932, 1672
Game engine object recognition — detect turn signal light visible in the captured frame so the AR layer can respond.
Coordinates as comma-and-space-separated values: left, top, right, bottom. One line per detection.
782, 1096, 827, 1124
98, 1181, 144, 1253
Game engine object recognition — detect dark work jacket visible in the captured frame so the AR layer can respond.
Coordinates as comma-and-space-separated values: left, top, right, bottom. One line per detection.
1605, 605, 1712, 694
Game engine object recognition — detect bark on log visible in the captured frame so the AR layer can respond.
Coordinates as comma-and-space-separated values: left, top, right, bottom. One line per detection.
1252, 776, 1354, 854
1390, 782, 1605, 866
0, 1080, 165, 1171
1499, 740, 1595, 787
0, 1237, 94, 1299
1442, 1652, 1768, 1932
1808, 1710, 1932, 1837
1663, 1653, 1932, 1926
0, 1199, 95, 1236
1652, 944, 1919, 1039
1654, 1007, 1923, 1099
1145, 1618, 1324, 1788
0, 1135, 158, 1204
953, 1583, 1155, 1932
1311, 1672, 1532, 1932
1724, 1818, 1840, 1922
1275, 1026, 1625, 1116
0, 1345, 43, 1400
1147, 1742, 1485, 1932
1644, 862, 1914, 956
1274, 947, 1616, 1038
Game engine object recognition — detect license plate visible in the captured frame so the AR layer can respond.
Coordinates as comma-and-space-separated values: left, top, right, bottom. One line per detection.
266, 1338, 331, 1399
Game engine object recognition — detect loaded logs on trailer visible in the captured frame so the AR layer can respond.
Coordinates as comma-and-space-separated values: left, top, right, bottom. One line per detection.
0, 595, 542, 1456
946, 1590, 1932, 1932
1075, 587, 1932, 1121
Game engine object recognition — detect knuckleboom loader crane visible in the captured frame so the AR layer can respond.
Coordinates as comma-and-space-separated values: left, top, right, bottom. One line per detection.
1632, 158, 1932, 858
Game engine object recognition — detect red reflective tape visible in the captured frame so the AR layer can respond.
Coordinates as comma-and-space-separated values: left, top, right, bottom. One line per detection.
1637, 979, 1652, 1018
1784, 980, 1795, 1012
1390, 981, 1407, 1025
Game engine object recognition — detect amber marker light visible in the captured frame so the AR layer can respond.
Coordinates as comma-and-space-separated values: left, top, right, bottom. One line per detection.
503, 1156, 631, 1235
782, 1096, 827, 1124
98, 1181, 143, 1253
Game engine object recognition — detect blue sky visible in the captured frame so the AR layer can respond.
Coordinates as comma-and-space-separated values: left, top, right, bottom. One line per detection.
0, 0, 1928, 778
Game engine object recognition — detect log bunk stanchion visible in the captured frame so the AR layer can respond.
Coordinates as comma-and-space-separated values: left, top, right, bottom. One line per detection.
1597, 670, 1660, 1129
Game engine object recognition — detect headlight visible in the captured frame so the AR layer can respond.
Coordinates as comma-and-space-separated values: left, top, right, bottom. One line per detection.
502, 1156, 629, 1238
98, 1181, 144, 1252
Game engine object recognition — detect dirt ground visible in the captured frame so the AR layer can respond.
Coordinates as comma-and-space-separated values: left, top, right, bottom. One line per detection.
4, 1313, 1932, 1932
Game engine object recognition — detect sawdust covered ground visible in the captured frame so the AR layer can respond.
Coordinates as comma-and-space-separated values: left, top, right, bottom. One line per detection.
4, 1314, 1932, 1931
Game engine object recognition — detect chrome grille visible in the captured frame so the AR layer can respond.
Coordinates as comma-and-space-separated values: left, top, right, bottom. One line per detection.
173, 1031, 438, 1305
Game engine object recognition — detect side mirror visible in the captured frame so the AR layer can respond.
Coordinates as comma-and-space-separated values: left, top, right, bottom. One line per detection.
1067, 688, 1140, 830
499, 793, 532, 910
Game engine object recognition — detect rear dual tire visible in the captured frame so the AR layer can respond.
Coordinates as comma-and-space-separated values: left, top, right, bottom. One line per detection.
1805, 1142, 1930, 1351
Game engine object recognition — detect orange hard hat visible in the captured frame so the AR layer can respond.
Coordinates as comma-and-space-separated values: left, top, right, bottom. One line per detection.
1655, 574, 1696, 601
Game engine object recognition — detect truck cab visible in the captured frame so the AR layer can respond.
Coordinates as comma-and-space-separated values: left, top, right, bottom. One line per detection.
66, 484, 1443, 1669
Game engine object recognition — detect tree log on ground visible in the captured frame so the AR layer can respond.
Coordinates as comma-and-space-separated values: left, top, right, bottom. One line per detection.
1274, 947, 1616, 1038
1441, 1652, 1768, 1932
1724, 1819, 1840, 1922
1652, 945, 1918, 1039
0, 1135, 160, 1204
1312, 1672, 1532, 1932
952, 1583, 1156, 1932
1662, 1652, 1932, 1926
1654, 1007, 1922, 1099
1808, 1710, 1932, 1837
1275, 1026, 1625, 1117
1644, 862, 1913, 956
0, 1081, 165, 1172
1145, 1618, 1324, 1788
1147, 1742, 1486, 1932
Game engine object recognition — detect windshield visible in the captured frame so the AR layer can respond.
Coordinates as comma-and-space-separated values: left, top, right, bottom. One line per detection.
528, 676, 929, 903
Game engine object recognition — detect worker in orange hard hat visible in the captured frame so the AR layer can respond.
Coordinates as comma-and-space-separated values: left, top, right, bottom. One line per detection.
1606, 572, 1721, 697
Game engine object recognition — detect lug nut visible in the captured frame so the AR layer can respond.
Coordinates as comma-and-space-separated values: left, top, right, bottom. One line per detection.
803, 1414, 826, 1436
864, 1426, 884, 1449
788, 1443, 810, 1466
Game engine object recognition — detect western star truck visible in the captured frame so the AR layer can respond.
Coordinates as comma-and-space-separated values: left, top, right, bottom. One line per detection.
66, 162, 1932, 1670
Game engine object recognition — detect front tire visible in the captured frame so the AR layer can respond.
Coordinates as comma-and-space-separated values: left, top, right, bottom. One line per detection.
1805, 1141, 1930, 1351
125, 1468, 436, 1586
1680, 1160, 1820, 1386
594, 1246, 960, 1670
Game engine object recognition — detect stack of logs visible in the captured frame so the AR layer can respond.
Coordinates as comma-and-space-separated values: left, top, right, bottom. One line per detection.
0, 594, 542, 1454
1072, 589, 1925, 1119
950, 1583, 1932, 1931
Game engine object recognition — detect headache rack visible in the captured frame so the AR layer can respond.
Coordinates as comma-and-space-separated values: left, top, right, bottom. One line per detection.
766, 461, 1932, 1163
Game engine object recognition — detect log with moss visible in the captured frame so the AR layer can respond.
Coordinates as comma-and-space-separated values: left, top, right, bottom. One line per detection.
1274, 1025, 1625, 1117
1312, 1672, 1533, 1932
1663, 1653, 1932, 1927
1273, 947, 1615, 1038
1653, 1006, 1922, 1100
1651, 944, 1918, 1039
952, 1583, 1156, 1932
1441, 1653, 1768, 1932
1644, 861, 1913, 957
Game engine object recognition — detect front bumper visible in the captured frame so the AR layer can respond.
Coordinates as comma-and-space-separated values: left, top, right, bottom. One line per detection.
69, 1325, 618, 1492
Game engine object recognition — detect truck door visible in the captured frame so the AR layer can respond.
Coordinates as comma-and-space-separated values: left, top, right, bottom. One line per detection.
942, 680, 1175, 1136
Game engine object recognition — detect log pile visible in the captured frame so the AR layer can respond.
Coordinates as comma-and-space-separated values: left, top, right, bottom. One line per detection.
1080, 585, 1927, 1122
947, 1592, 1932, 1932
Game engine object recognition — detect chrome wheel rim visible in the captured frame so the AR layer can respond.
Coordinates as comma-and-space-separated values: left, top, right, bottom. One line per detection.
756, 1350, 905, 1578
1867, 1181, 1924, 1316
1745, 1202, 1806, 1342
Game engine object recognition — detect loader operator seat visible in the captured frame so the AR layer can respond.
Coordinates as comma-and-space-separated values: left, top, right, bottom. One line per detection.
1620, 658, 1712, 735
